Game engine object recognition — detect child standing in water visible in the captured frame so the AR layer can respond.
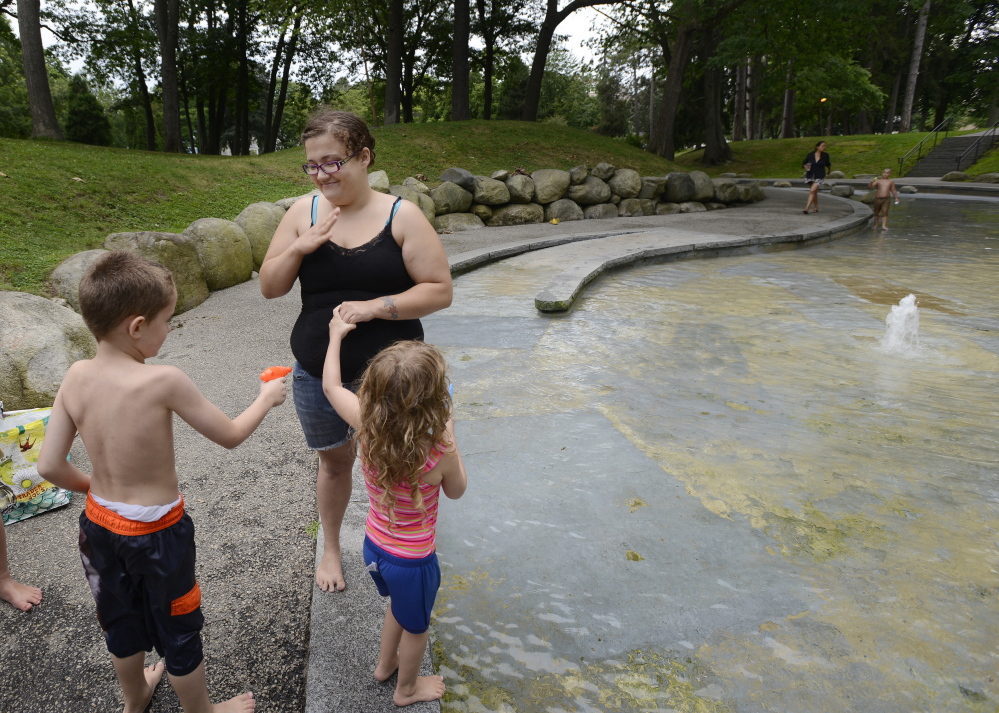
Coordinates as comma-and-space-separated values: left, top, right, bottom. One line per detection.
323, 307, 467, 706
38, 251, 287, 713
868, 168, 901, 231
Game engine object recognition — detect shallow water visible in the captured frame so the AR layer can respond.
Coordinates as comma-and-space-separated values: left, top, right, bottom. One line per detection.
427, 200, 999, 712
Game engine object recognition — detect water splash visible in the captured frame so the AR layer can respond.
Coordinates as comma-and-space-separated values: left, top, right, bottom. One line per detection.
880, 294, 920, 357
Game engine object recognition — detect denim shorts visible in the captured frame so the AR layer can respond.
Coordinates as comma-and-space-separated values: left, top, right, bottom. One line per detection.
292, 362, 355, 450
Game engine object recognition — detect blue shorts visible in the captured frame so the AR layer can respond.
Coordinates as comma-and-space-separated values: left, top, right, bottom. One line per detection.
363, 537, 441, 634
292, 361, 355, 450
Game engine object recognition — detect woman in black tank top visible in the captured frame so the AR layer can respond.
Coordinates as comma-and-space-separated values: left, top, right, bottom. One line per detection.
259, 111, 452, 593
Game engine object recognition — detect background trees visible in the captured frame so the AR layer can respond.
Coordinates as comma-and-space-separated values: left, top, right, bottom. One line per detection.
1, 0, 995, 159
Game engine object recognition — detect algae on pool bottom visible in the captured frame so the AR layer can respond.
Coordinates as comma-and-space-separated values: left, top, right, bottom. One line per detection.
425, 199, 999, 712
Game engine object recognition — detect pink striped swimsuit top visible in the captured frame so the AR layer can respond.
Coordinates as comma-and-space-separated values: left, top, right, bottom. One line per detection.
363, 443, 447, 558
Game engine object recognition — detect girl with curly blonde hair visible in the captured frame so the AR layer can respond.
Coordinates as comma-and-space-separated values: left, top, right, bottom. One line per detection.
322, 306, 467, 707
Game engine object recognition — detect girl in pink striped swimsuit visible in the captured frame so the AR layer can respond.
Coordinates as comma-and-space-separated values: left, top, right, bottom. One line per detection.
323, 306, 468, 707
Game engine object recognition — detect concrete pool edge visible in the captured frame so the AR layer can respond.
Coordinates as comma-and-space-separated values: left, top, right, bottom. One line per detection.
532, 195, 872, 313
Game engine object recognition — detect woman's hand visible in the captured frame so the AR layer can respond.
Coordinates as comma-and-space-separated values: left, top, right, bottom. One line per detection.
336, 299, 382, 324
293, 206, 341, 256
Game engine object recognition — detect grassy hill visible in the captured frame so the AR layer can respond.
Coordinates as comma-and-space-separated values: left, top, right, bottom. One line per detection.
0, 121, 681, 296
675, 131, 981, 179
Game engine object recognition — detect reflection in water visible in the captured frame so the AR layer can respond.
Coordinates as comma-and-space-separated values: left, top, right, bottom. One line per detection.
433, 200, 999, 712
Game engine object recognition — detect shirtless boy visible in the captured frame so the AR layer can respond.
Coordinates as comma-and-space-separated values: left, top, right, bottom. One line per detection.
38, 251, 286, 713
868, 169, 901, 230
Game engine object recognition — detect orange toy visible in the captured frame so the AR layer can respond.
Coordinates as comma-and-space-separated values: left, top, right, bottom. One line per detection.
260, 366, 292, 382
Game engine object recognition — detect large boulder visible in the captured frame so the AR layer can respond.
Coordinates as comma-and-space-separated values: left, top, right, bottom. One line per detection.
617, 198, 643, 217
49, 249, 109, 312
638, 199, 656, 215
590, 162, 617, 181
439, 168, 476, 192
505, 174, 535, 204
470, 204, 493, 221
941, 171, 969, 182
973, 172, 999, 183
608, 169, 642, 199
544, 199, 584, 222
899, 185, 918, 194
638, 177, 666, 200
750, 183, 766, 202
0, 292, 97, 409
772, 180, 793, 188
276, 190, 318, 210
403, 177, 430, 194
705, 202, 727, 211
490, 169, 510, 181
711, 178, 740, 204
664, 172, 696, 203
830, 184, 854, 198
655, 202, 681, 215
390, 184, 435, 223
689, 170, 715, 202
430, 182, 473, 215
531, 169, 571, 204
567, 176, 612, 205
583, 203, 619, 220
569, 165, 589, 185
859, 190, 877, 205
736, 183, 755, 202
828, 170, 846, 179
368, 170, 390, 193
182, 218, 253, 291
678, 201, 707, 213
433, 213, 485, 232
234, 202, 285, 270
104, 232, 209, 314
486, 204, 545, 226
472, 176, 511, 205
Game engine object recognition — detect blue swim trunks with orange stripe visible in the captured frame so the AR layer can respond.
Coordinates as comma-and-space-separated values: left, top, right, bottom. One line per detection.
79, 493, 205, 676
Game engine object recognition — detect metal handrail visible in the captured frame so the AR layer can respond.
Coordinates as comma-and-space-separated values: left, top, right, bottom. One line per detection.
897, 117, 951, 174
955, 120, 999, 172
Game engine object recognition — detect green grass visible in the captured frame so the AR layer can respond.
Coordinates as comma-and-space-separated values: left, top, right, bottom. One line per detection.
966, 146, 999, 176
675, 131, 981, 179
1, 121, 680, 296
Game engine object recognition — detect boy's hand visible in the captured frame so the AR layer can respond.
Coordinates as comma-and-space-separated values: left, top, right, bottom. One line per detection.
330, 305, 357, 337
260, 376, 287, 408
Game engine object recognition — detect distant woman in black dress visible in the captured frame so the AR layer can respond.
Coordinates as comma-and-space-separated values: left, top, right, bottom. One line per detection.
802, 141, 831, 213
259, 111, 452, 592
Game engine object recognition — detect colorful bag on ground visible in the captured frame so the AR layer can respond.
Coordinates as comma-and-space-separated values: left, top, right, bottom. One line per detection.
1, 407, 73, 525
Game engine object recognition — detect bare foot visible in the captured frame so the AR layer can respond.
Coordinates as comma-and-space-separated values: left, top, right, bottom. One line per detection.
316, 548, 346, 592
394, 675, 445, 706
212, 692, 255, 712
0, 574, 42, 611
374, 654, 399, 682
123, 662, 164, 713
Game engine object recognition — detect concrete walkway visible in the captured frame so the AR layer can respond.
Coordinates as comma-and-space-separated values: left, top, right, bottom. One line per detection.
0, 190, 869, 713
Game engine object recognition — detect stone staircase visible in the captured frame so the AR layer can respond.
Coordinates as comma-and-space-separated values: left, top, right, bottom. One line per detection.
904, 135, 990, 177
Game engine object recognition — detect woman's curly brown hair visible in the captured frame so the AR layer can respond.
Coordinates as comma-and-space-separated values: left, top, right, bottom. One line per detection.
356, 341, 452, 520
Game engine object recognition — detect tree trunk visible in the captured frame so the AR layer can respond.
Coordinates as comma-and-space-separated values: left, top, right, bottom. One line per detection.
884, 67, 901, 132
155, 0, 183, 152
702, 29, 731, 165
16, 0, 63, 139
180, 65, 196, 151
451, 0, 470, 120
196, 98, 207, 154
650, 24, 695, 158
900, 0, 930, 133
385, 0, 404, 124
482, 39, 495, 119
733, 59, 746, 141
747, 56, 758, 139
263, 27, 287, 154
988, 92, 998, 127
780, 60, 795, 139
269, 14, 301, 154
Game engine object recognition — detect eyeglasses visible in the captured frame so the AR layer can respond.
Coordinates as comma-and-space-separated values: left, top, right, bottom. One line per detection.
302, 150, 359, 176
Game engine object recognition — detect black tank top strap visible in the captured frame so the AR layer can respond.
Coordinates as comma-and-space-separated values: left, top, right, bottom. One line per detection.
312, 194, 402, 228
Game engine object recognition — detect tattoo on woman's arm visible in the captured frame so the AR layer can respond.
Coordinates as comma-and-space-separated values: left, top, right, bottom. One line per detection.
383, 296, 399, 319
